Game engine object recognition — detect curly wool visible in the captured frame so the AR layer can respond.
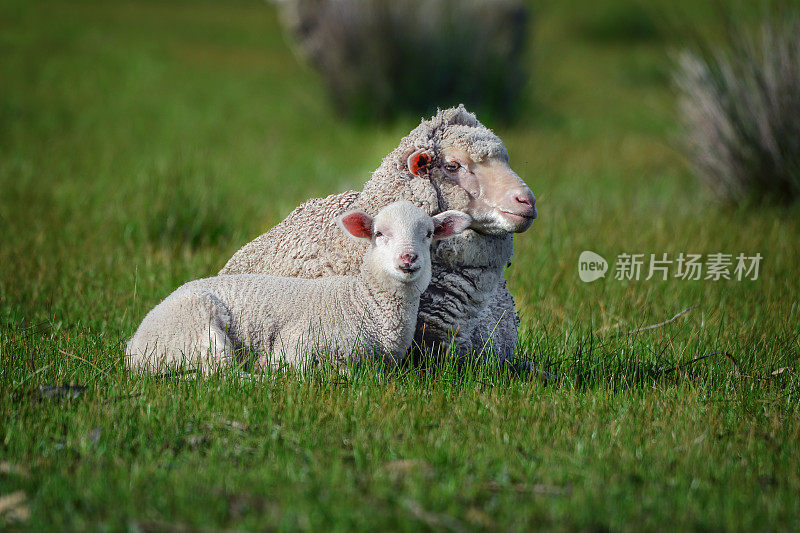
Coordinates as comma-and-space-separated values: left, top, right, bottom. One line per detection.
221, 105, 520, 361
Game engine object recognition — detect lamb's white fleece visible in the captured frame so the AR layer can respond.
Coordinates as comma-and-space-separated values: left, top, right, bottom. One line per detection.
126, 202, 469, 373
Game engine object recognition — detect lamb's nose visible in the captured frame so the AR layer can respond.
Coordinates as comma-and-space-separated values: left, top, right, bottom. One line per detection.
400, 252, 417, 265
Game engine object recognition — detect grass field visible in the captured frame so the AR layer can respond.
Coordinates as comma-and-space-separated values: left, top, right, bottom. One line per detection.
2, 0, 799, 530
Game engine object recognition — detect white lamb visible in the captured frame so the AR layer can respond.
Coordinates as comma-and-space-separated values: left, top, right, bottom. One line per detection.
126, 201, 471, 373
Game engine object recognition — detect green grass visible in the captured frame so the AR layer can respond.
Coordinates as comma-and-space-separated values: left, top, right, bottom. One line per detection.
1, 0, 799, 530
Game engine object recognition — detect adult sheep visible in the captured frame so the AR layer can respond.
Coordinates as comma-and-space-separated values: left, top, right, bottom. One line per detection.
221, 105, 537, 363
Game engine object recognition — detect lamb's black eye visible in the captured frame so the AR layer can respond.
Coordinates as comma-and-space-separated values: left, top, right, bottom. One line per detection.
426, 230, 433, 238
444, 162, 460, 172
375, 231, 383, 237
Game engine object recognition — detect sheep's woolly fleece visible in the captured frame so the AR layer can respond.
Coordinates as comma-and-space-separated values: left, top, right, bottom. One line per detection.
127, 202, 439, 373
221, 105, 521, 361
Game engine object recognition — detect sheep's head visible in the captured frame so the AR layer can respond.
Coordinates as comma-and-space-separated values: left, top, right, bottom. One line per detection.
337, 201, 471, 290
405, 105, 537, 235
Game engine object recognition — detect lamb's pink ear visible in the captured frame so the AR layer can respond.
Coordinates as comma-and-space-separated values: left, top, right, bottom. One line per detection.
337, 211, 374, 240
407, 148, 434, 178
432, 210, 472, 239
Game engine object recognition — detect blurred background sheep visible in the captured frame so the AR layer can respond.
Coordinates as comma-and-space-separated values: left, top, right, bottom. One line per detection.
274, 0, 531, 121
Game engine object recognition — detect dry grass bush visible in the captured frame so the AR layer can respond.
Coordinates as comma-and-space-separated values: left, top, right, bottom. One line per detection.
276, 0, 530, 121
674, 14, 800, 204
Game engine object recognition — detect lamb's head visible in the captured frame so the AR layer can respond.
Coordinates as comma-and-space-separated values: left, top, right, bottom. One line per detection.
406, 105, 537, 234
337, 201, 471, 291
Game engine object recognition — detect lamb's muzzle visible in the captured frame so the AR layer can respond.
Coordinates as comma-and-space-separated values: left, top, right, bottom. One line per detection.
399, 252, 418, 273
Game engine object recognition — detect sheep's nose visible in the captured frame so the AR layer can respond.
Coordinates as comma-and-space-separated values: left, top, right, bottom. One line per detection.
400, 252, 418, 265
505, 188, 537, 219
516, 191, 535, 208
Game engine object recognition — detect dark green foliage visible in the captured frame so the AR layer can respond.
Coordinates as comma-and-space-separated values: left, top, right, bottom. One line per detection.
575, 2, 663, 44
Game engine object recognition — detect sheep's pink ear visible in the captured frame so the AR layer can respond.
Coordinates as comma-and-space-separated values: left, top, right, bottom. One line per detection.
432, 210, 472, 239
337, 211, 374, 240
407, 148, 434, 178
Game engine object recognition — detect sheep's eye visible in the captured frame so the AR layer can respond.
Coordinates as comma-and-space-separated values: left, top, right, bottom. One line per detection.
444, 162, 460, 172
374, 231, 383, 238
426, 230, 433, 238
